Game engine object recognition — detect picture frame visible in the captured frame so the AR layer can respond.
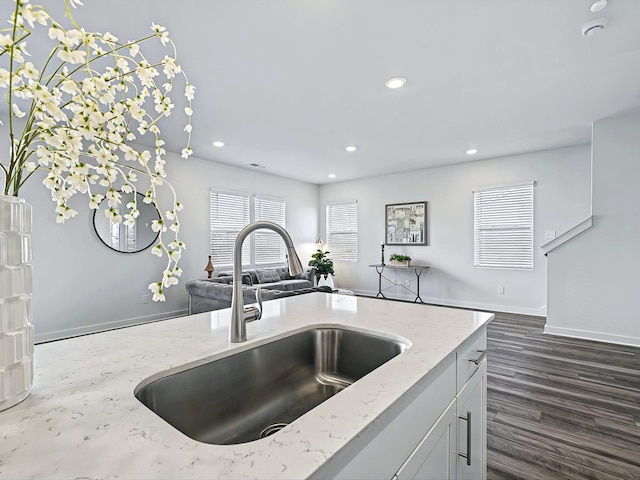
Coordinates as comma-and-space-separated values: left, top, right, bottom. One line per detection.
385, 201, 427, 245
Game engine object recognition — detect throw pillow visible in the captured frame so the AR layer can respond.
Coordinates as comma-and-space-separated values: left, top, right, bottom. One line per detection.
256, 269, 281, 284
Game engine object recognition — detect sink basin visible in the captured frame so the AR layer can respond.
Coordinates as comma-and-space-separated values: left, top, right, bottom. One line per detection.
134, 326, 409, 445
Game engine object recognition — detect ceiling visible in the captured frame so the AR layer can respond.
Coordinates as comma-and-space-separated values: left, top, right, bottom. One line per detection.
19, 1, 640, 184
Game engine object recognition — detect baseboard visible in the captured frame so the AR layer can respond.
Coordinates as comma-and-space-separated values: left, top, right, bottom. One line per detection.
543, 324, 640, 347
34, 309, 188, 344
352, 289, 547, 317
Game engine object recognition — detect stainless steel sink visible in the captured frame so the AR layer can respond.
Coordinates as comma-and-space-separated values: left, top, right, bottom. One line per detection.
134, 326, 409, 445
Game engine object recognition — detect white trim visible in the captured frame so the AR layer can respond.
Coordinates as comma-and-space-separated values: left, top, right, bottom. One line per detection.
325, 199, 358, 206
35, 310, 187, 344
209, 186, 249, 197
543, 324, 640, 348
473, 181, 535, 194
541, 216, 593, 255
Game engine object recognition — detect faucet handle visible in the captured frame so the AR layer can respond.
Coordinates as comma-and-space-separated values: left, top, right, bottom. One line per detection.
255, 287, 263, 319
244, 287, 263, 323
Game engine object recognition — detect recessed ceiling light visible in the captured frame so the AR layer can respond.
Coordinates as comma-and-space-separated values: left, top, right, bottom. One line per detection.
466, 148, 478, 155
328, 174, 336, 178
591, 0, 608, 12
212, 141, 225, 148
385, 77, 407, 89
345, 145, 357, 152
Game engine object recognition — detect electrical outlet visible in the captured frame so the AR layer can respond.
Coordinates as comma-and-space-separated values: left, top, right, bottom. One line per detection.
142, 294, 149, 304
498, 286, 505, 294
545, 230, 556, 240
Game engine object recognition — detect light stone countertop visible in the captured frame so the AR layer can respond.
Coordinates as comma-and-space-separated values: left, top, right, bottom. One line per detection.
0, 293, 493, 479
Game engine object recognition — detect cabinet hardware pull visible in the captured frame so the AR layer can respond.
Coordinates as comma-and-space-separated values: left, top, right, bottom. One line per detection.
468, 349, 486, 365
458, 411, 472, 466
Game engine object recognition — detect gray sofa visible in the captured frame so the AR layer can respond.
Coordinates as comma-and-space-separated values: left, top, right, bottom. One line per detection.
186, 266, 318, 314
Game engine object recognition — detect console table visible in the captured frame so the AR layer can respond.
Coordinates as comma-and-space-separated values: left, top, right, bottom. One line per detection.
369, 264, 430, 303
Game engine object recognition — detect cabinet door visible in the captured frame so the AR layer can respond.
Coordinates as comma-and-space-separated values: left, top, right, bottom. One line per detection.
395, 400, 457, 480
456, 359, 487, 480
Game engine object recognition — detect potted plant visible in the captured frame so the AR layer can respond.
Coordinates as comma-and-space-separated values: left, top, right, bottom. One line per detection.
308, 249, 334, 284
389, 254, 411, 267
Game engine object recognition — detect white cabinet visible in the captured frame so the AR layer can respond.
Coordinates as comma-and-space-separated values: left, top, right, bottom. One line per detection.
312, 327, 487, 480
394, 334, 487, 480
395, 400, 457, 480
456, 358, 487, 480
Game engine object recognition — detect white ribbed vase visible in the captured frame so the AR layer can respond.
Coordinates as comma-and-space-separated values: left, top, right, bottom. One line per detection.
0, 194, 34, 411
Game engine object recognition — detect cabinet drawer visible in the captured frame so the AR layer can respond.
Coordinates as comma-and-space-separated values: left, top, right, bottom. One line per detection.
456, 327, 487, 391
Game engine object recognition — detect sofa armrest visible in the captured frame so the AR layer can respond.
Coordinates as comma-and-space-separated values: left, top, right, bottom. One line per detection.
302, 266, 316, 284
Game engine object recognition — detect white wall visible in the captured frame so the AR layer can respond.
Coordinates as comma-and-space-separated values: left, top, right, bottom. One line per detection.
319, 145, 591, 315
546, 111, 640, 346
23, 153, 318, 342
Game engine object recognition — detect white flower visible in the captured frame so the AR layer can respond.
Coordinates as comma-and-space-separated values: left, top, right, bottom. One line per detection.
0, 69, 10, 88
163, 274, 178, 288
48, 24, 65, 42
128, 42, 140, 57
3, 0, 193, 301
89, 194, 104, 209
185, 83, 196, 101
151, 219, 166, 232
106, 188, 122, 207
148, 282, 165, 302
12, 104, 26, 118
57, 47, 86, 64
102, 32, 118, 43
152, 291, 166, 302
62, 29, 84, 48
105, 207, 122, 224
55, 204, 78, 221
21, 62, 39, 80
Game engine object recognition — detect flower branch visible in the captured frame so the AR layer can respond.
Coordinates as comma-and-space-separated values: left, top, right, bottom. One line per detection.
1, 0, 195, 299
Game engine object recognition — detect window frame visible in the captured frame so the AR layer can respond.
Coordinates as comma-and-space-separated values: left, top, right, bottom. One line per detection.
473, 182, 534, 270
209, 188, 286, 268
325, 200, 358, 263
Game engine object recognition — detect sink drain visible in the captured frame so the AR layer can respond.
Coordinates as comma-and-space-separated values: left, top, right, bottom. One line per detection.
259, 422, 288, 439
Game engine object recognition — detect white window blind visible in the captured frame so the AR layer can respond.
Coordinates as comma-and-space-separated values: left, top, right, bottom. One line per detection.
210, 191, 250, 266
254, 195, 286, 265
474, 182, 534, 269
326, 201, 358, 262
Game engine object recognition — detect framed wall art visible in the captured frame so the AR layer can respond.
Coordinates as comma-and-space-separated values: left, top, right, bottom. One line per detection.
385, 201, 427, 245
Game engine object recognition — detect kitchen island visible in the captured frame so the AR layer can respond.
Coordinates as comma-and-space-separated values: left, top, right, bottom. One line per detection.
0, 293, 493, 479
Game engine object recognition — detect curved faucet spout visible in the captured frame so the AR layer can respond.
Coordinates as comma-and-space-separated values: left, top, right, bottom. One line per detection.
230, 221, 303, 343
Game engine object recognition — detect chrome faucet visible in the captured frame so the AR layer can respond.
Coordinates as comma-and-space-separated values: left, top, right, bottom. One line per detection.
230, 221, 303, 343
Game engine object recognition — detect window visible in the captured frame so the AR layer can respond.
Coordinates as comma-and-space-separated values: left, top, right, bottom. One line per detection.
209, 189, 286, 267
473, 182, 534, 269
326, 201, 358, 262
254, 195, 286, 265
210, 190, 250, 266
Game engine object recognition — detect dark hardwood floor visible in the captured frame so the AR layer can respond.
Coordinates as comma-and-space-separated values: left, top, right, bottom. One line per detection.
487, 312, 640, 480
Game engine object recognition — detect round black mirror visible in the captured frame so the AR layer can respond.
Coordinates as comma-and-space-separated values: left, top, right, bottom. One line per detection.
92, 192, 160, 253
